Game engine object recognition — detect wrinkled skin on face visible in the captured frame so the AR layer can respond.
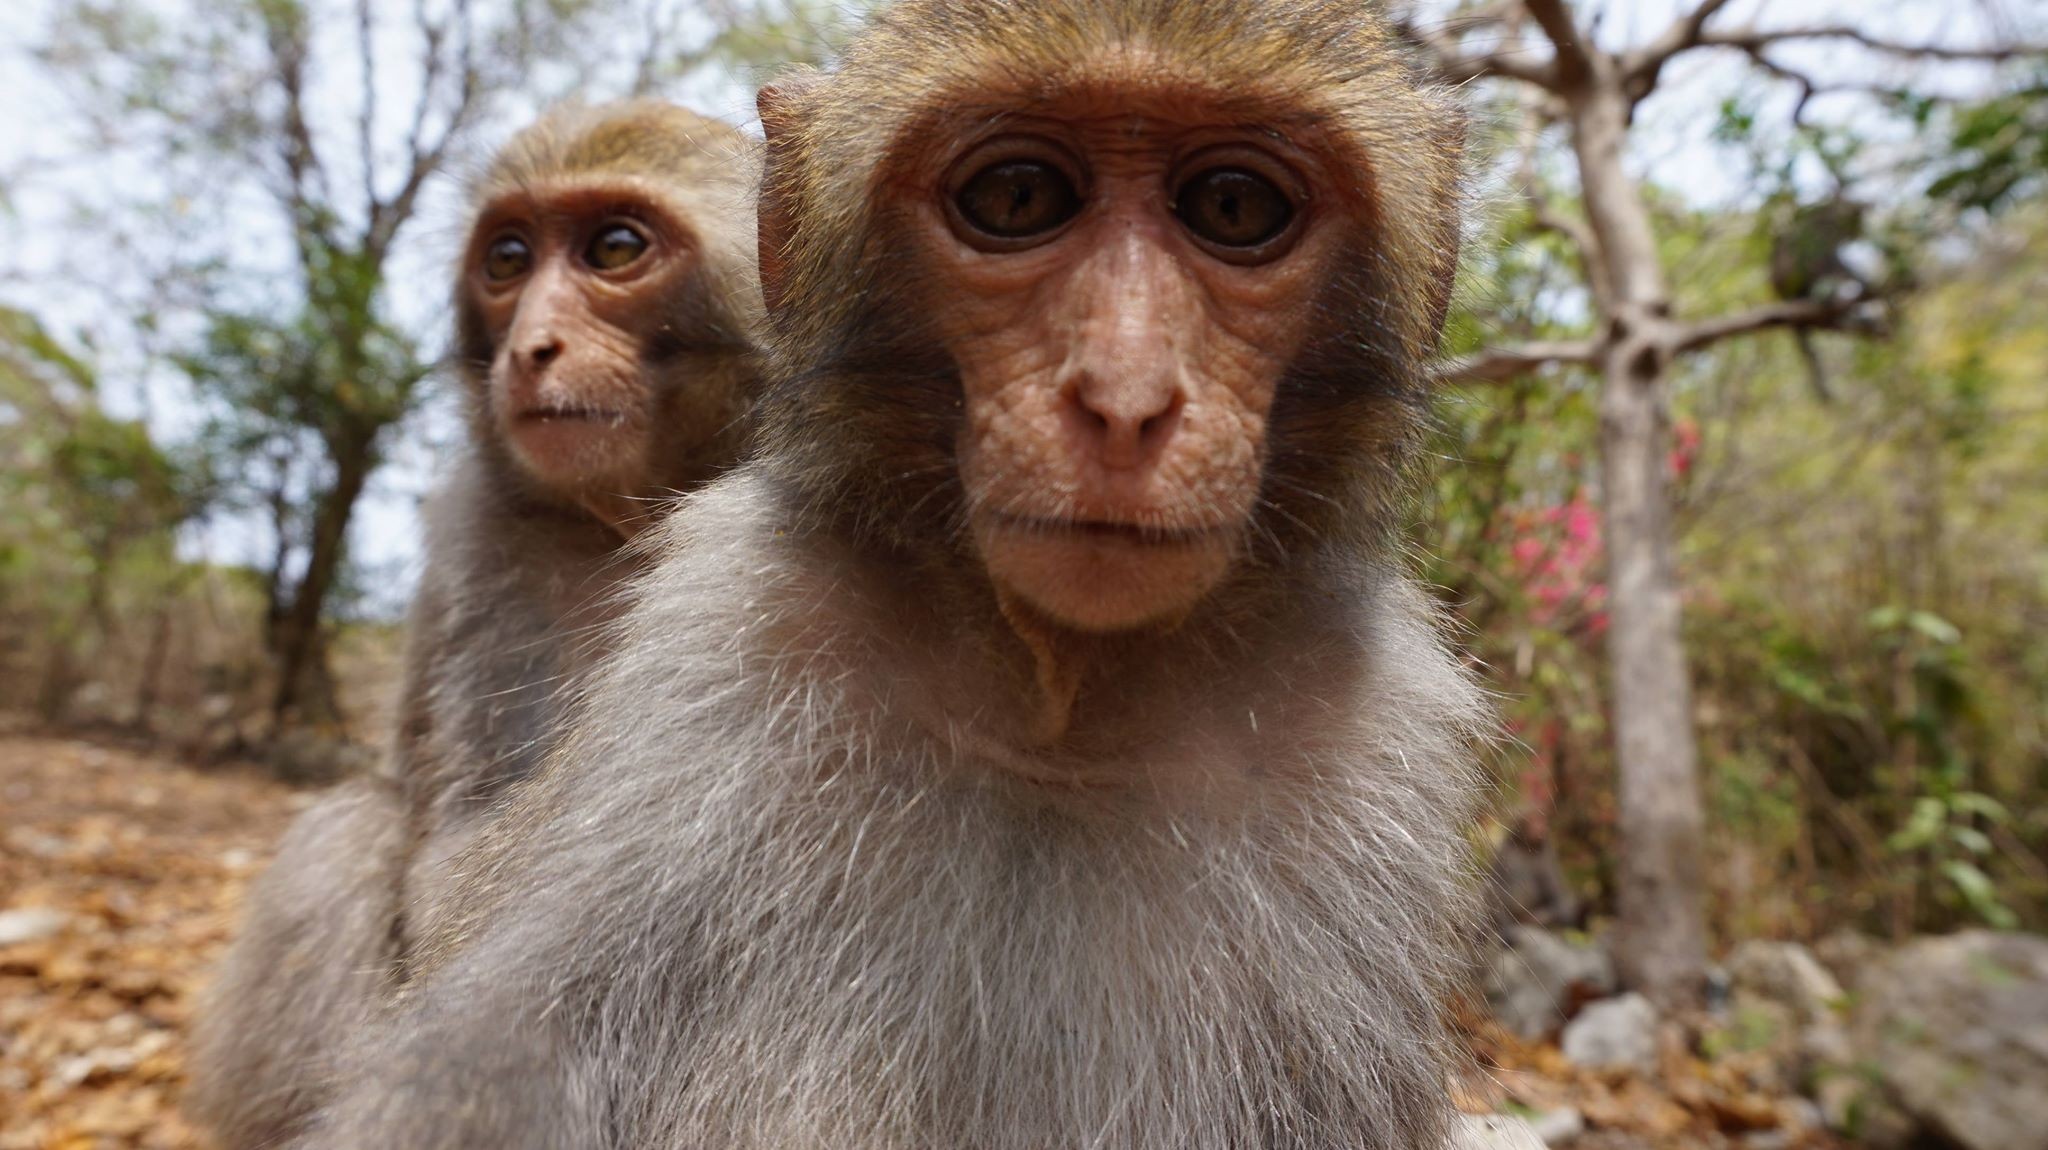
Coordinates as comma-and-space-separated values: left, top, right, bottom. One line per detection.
465, 177, 731, 534
901, 101, 1350, 632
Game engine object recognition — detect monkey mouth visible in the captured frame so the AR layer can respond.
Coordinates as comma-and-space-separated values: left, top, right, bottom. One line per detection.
990, 514, 1225, 547
976, 511, 1239, 633
516, 405, 626, 424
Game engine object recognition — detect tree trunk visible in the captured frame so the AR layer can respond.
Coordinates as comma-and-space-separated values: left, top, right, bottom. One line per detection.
1570, 83, 1709, 1009
270, 429, 374, 728
131, 603, 174, 731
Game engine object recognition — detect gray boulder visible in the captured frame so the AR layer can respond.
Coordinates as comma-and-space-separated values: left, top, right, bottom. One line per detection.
1726, 939, 1853, 1074
1851, 930, 2048, 1150
1525, 1106, 1586, 1146
1560, 992, 1660, 1075
1483, 925, 1617, 1039
1728, 940, 1844, 1026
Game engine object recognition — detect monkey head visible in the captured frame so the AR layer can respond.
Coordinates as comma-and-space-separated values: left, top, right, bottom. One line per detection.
456, 102, 758, 532
757, 3, 1464, 637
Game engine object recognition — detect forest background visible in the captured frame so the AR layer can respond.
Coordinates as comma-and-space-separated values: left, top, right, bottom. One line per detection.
0, 0, 2044, 1079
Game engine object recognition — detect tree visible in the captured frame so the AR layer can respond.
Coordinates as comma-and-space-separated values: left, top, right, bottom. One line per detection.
0, 306, 199, 720
1394, 0, 2044, 1007
37, 0, 648, 728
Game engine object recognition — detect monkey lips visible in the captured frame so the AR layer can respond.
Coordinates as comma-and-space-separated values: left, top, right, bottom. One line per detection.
973, 510, 1241, 632
503, 401, 644, 486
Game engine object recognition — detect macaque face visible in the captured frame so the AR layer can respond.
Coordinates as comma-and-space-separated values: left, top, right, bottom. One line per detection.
465, 179, 699, 495
904, 104, 1349, 633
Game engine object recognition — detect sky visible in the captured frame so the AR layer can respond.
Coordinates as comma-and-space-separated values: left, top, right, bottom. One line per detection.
0, 0, 2036, 616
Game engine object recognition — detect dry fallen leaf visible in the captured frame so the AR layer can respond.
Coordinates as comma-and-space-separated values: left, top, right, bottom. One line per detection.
2, 731, 1848, 1150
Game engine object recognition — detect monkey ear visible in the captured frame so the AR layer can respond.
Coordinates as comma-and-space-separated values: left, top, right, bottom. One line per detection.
756, 71, 823, 317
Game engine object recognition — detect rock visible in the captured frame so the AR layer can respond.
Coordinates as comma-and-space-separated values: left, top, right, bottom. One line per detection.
1453, 1113, 1548, 1150
1779, 1096, 1824, 1134
1560, 992, 1659, 1074
1813, 1069, 1917, 1150
1483, 925, 1617, 1039
1527, 1106, 1586, 1145
1797, 1017, 1853, 1065
1812, 928, 1882, 988
1727, 940, 1844, 1026
1851, 930, 2048, 1150
1702, 996, 1802, 1093
0, 907, 70, 946
1720, 939, 1854, 1093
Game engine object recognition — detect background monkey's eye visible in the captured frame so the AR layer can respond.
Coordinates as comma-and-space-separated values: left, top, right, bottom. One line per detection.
954, 160, 1081, 241
585, 224, 650, 270
1174, 168, 1294, 250
483, 235, 533, 282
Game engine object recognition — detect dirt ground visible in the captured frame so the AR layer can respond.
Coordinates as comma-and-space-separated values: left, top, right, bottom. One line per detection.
0, 730, 300, 1149
0, 728, 1843, 1150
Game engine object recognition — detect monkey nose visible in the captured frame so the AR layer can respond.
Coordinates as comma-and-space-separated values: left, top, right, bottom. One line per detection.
519, 336, 565, 370
1065, 371, 1186, 471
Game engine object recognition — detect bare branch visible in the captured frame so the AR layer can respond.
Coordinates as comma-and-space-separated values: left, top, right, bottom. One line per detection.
1392, 12, 1561, 91
629, 0, 684, 97
1434, 339, 1599, 384
1522, 0, 1594, 82
1440, 294, 1884, 386
1692, 25, 2048, 62
1672, 297, 1881, 355
356, 0, 376, 228
1625, 13, 2045, 104
1626, 0, 1740, 86
400, 0, 447, 187
1510, 53, 1604, 294
365, 0, 479, 267
259, 3, 337, 260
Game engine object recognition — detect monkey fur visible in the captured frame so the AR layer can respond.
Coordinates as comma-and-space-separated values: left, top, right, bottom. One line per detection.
299, 4, 1491, 1147
185, 100, 762, 1150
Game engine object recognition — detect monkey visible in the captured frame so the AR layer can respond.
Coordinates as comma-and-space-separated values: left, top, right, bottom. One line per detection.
297, 3, 1496, 1147
184, 99, 762, 1150
1768, 196, 1871, 404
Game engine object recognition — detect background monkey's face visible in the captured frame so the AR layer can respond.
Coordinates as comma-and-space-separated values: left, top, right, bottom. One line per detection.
905, 99, 1350, 633
464, 178, 704, 500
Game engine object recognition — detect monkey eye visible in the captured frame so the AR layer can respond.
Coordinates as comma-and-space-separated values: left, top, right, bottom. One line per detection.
953, 160, 1082, 243
1173, 167, 1295, 252
482, 235, 533, 282
585, 224, 651, 271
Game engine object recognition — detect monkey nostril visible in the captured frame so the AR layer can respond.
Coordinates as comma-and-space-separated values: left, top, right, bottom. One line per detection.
1078, 402, 1111, 434
1067, 376, 1184, 467
526, 338, 564, 368
1138, 391, 1185, 450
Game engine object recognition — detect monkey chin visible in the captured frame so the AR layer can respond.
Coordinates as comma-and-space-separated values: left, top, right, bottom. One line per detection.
975, 516, 1237, 634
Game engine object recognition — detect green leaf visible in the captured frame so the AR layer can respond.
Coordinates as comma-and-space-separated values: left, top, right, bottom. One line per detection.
1950, 793, 2011, 823
1940, 861, 2019, 930
1907, 611, 1962, 645
1948, 827, 1993, 856
1887, 798, 1947, 853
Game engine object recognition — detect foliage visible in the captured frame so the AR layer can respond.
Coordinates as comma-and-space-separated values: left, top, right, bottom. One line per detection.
35, 0, 651, 727
0, 308, 218, 728
1430, 197, 2048, 939
696, 0, 866, 72
1919, 74, 2048, 213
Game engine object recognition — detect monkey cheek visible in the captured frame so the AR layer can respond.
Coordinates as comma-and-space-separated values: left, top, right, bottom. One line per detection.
975, 523, 1236, 633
